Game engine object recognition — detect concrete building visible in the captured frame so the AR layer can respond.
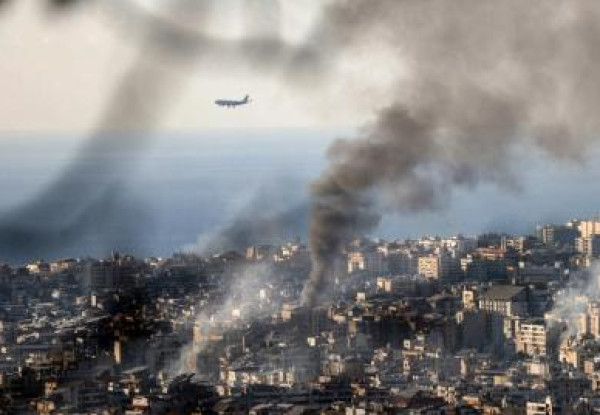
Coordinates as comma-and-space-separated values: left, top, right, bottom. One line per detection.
537, 224, 578, 247
246, 245, 275, 261
501, 236, 536, 254
347, 250, 386, 276
577, 220, 600, 239
526, 396, 553, 415
576, 235, 600, 258
478, 285, 527, 317
418, 254, 461, 282
578, 302, 600, 338
84, 260, 113, 291
461, 255, 509, 282
516, 321, 547, 357
385, 250, 418, 276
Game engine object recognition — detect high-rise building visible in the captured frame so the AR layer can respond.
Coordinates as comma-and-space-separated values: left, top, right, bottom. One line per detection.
578, 220, 600, 239
576, 235, 600, 258
537, 224, 579, 247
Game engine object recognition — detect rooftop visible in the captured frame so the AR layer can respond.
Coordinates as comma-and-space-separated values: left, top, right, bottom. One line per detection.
480, 285, 525, 301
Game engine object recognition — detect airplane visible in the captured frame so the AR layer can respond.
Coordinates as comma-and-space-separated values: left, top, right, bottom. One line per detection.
214, 94, 252, 108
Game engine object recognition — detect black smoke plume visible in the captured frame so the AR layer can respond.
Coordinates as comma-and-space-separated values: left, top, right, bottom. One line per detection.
201, 202, 309, 254
4, 1, 600, 308
301, 0, 600, 305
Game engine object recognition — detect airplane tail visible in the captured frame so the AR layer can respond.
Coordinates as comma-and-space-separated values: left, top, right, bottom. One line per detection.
244, 94, 251, 103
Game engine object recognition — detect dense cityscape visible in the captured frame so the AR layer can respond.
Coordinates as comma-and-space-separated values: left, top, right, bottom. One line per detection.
2, 218, 600, 414
7, 1, 600, 415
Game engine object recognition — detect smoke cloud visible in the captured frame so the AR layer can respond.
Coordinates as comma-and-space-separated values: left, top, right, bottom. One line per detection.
548, 264, 600, 340
301, 1, 600, 306
193, 202, 308, 255
5, 1, 600, 313
0, 1, 318, 262
47, 0, 83, 11
187, 179, 310, 255
169, 261, 278, 378
0, 7, 186, 260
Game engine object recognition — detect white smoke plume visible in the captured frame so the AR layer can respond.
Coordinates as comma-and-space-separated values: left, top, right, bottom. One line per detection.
548, 263, 600, 340
168, 261, 279, 378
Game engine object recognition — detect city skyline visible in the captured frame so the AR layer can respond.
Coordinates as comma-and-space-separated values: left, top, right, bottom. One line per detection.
1, 213, 600, 413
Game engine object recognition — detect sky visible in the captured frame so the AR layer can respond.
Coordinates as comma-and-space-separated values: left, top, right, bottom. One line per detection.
2, 1, 600, 262
0, 0, 391, 132
2, 129, 600, 261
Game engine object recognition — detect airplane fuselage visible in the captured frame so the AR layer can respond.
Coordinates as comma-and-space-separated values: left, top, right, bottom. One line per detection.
215, 95, 250, 108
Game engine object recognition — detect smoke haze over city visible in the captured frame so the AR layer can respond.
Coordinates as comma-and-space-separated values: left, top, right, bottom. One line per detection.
4, 1, 600, 264
5, 3, 600, 414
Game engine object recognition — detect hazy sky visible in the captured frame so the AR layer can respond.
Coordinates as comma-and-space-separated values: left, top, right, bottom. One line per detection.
0, 1, 390, 261
0, 1, 391, 132
3, 1, 600, 262
2, 130, 600, 261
